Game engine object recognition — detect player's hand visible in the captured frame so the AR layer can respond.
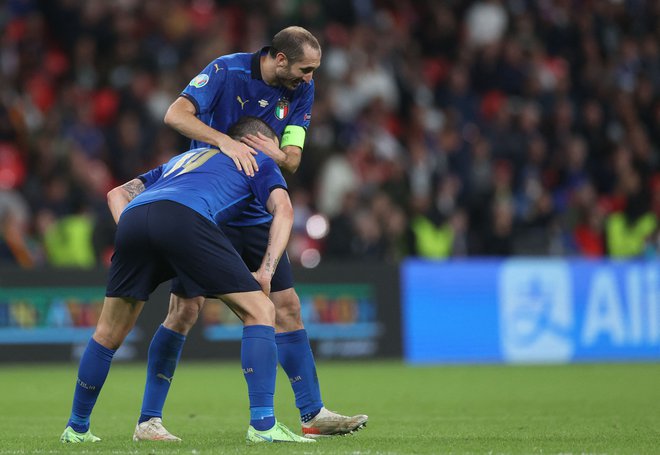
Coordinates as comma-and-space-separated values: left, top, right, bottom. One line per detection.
252, 271, 271, 296
219, 137, 259, 176
242, 133, 284, 163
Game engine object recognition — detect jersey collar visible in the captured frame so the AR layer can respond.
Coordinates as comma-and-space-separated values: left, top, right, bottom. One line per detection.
250, 46, 270, 80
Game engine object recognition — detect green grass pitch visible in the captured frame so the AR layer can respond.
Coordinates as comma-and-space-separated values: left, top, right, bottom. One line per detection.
0, 361, 659, 454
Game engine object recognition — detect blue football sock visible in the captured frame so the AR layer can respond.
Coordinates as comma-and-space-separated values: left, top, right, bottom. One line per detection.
276, 329, 324, 418
242, 325, 277, 431
250, 406, 275, 431
139, 325, 186, 424
67, 338, 116, 433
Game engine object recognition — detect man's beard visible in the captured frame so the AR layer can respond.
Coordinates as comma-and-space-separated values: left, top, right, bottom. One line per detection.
277, 69, 302, 89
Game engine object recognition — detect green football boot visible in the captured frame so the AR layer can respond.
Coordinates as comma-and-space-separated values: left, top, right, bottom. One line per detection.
246, 420, 316, 443
60, 426, 101, 443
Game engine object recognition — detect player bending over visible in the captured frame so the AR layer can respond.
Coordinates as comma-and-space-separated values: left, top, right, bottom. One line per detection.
60, 117, 313, 444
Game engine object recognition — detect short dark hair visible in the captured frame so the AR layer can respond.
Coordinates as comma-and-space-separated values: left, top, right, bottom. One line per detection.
227, 116, 278, 141
268, 26, 321, 63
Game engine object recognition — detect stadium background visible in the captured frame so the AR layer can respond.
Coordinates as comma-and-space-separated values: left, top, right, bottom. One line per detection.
2, 1, 660, 453
1, 0, 660, 370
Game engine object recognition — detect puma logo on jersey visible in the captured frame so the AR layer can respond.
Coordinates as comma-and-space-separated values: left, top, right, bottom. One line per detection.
214, 63, 221, 73
237, 96, 249, 109
156, 373, 173, 384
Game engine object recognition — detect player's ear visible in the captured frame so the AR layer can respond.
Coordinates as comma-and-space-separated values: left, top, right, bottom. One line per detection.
275, 52, 288, 68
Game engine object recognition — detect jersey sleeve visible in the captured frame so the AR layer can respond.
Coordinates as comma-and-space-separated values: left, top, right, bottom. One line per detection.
248, 157, 288, 210
180, 59, 228, 115
288, 79, 314, 129
137, 165, 164, 188
281, 81, 314, 149
287, 79, 314, 129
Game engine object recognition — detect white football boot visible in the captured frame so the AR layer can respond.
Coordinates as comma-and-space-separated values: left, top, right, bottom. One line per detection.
301, 407, 368, 438
133, 417, 181, 442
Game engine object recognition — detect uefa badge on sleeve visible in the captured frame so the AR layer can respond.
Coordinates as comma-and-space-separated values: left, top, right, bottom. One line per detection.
189, 74, 209, 88
274, 99, 289, 120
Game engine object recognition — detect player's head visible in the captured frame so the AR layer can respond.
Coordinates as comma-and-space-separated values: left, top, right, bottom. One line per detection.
268, 26, 321, 90
228, 116, 279, 147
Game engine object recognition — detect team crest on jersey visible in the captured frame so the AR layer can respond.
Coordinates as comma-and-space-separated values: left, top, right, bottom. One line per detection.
189, 74, 209, 88
274, 99, 289, 120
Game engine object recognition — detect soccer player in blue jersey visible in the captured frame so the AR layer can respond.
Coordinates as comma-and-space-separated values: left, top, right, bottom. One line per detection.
60, 117, 313, 444
133, 26, 367, 441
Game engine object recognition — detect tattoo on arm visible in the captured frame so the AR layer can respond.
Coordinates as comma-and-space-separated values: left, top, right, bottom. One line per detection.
264, 252, 280, 277
121, 180, 146, 202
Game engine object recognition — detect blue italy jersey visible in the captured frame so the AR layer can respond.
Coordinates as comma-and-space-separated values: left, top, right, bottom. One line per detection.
124, 148, 287, 226
180, 47, 314, 226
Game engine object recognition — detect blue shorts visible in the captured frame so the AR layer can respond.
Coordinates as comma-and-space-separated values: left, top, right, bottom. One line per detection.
106, 201, 261, 300
170, 222, 294, 295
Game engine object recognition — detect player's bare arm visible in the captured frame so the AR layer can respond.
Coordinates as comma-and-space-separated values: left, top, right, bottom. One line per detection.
242, 132, 302, 173
252, 188, 294, 295
106, 179, 145, 224
279, 145, 302, 173
164, 96, 259, 176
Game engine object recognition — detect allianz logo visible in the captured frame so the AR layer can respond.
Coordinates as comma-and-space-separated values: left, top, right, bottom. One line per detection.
498, 260, 660, 363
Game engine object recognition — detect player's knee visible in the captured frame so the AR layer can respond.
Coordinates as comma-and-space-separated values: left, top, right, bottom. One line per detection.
164, 307, 199, 333
273, 289, 303, 329
165, 296, 203, 333
273, 288, 301, 313
93, 326, 127, 350
244, 297, 276, 326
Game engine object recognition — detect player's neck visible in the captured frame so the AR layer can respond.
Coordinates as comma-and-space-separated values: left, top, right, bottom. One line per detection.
260, 55, 279, 86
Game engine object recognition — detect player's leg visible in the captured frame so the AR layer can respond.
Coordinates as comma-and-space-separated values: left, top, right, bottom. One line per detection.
61, 296, 145, 443
229, 225, 320, 413
238, 222, 368, 437
220, 224, 283, 431
129, 202, 217, 441
228, 225, 318, 411
62, 204, 155, 443
136, 222, 246, 436
270, 272, 369, 438
132, 203, 307, 442
270, 288, 323, 415
134, 293, 203, 442
218, 290, 313, 444
222, 289, 276, 432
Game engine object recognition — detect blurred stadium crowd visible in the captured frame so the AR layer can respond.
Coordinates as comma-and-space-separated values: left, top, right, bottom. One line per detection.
0, 0, 659, 268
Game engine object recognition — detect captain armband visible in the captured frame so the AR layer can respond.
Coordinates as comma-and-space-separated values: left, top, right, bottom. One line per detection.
280, 125, 306, 149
